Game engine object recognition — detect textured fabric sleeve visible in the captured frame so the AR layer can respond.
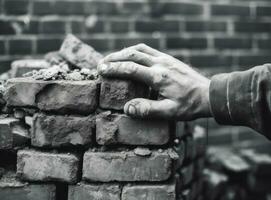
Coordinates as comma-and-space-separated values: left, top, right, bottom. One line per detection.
209, 64, 271, 140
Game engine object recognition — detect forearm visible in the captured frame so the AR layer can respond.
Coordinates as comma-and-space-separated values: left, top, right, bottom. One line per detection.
209, 64, 271, 139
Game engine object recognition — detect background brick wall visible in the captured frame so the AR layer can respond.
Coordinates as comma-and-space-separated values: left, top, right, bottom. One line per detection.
0, 0, 271, 74
0, 0, 271, 146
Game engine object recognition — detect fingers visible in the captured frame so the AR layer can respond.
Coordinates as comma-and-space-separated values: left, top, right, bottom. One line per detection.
103, 49, 155, 66
130, 43, 163, 57
98, 61, 154, 86
124, 98, 177, 119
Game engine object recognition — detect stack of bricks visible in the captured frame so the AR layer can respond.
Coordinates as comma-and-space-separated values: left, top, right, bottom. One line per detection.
204, 143, 271, 200
0, 34, 207, 200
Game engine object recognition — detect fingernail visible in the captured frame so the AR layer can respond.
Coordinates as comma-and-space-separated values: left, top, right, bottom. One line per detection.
128, 105, 136, 115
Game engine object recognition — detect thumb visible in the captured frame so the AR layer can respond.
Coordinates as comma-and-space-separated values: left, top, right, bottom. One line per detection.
124, 98, 177, 119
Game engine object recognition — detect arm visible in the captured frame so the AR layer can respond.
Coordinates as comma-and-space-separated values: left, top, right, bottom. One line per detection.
209, 64, 271, 139
98, 43, 271, 139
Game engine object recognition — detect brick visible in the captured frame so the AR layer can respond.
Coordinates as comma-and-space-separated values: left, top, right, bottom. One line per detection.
174, 140, 185, 169
33, 1, 54, 15
96, 112, 170, 145
22, 20, 39, 34
211, 5, 250, 17
235, 21, 271, 33
37, 38, 63, 54
175, 122, 193, 139
179, 164, 194, 187
163, 2, 203, 16
10, 59, 49, 78
54, 1, 85, 15
99, 78, 149, 110
84, 1, 118, 15
257, 39, 271, 49
17, 149, 80, 183
85, 19, 105, 33
31, 113, 95, 148
70, 20, 85, 34
135, 19, 179, 33
113, 37, 160, 50
110, 20, 130, 33
4, 0, 29, 15
193, 126, 206, 157
0, 59, 12, 73
8, 39, 33, 55
4, 78, 98, 114
82, 38, 110, 52
237, 55, 271, 68
118, 2, 147, 15
0, 40, 5, 54
59, 34, 103, 70
40, 19, 66, 34
0, 20, 16, 35
68, 183, 121, 200
83, 149, 176, 182
256, 6, 271, 17
188, 54, 233, 68
214, 37, 252, 49
0, 117, 29, 150
186, 21, 227, 32
166, 37, 207, 49
122, 184, 176, 200
0, 176, 55, 200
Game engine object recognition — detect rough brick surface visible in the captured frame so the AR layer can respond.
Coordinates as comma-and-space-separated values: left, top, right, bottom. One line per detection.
0, 117, 29, 149
68, 183, 121, 200
4, 78, 98, 114
99, 78, 149, 110
96, 112, 170, 145
10, 59, 50, 78
17, 150, 80, 183
31, 113, 95, 148
122, 184, 176, 200
0, 175, 56, 200
59, 34, 103, 70
83, 149, 176, 182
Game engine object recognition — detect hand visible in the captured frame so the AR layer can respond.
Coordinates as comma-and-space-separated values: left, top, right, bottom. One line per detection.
98, 44, 212, 121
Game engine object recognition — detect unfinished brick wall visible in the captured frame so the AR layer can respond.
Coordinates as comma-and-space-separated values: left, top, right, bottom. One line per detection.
0, 0, 271, 74
0, 35, 207, 200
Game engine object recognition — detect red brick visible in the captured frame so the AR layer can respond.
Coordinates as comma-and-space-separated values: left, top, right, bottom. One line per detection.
85, 19, 105, 33
70, 20, 85, 34
96, 112, 170, 145
0, 117, 29, 149
185, 21, 227, 32
10, 59, 49, 78
237, 54, 271, 69
17, 149, 80, 183
256, 6, 271, 17
99, 78, 149, 110
84, 1, 118, 15
22, 19, 39, 34
59, 34, 103, 70
33, 1, 54, 15
83, 149, 176, 182
40, 19, 66, 34
68, 183, 121, 200
257, 38, 271, 49
0, 20, 16, 35
110, 19, 130, 33
118, 2, 147, 15
235, 21, 271, 33
211, 5, 250, 17
4, 78, 98, 115
135, 19, 180, 33
122, 183, 176, 200
214, 37, 252, 49
54, 1, 85, 15
188, 54, 233, 68
167, 37, 207, 50
31, 113, 95, 148
8, 38, 33, 55
113, 36, 160, 50
82, 38, 110, 52
0, 175, 56, 200
36, 38, 63, 54
4, 0, 29, 15
163, 2, 203, 16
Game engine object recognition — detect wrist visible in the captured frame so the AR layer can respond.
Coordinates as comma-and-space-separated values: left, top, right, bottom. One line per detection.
199, 78, 212, 118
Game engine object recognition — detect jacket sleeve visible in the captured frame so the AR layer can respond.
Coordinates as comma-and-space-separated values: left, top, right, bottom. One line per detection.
209, 63, 271, 140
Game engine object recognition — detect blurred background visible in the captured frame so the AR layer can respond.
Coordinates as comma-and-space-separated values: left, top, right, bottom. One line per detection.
0, 0, 271, 199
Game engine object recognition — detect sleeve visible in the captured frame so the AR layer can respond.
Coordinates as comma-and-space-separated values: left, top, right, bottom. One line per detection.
209, 63, 271, 140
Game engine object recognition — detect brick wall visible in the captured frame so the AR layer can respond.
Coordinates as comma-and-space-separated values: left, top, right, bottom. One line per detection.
0, 0, 271, 74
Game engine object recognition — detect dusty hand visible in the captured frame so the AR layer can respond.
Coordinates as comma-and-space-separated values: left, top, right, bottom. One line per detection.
98, 44, 211, 120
